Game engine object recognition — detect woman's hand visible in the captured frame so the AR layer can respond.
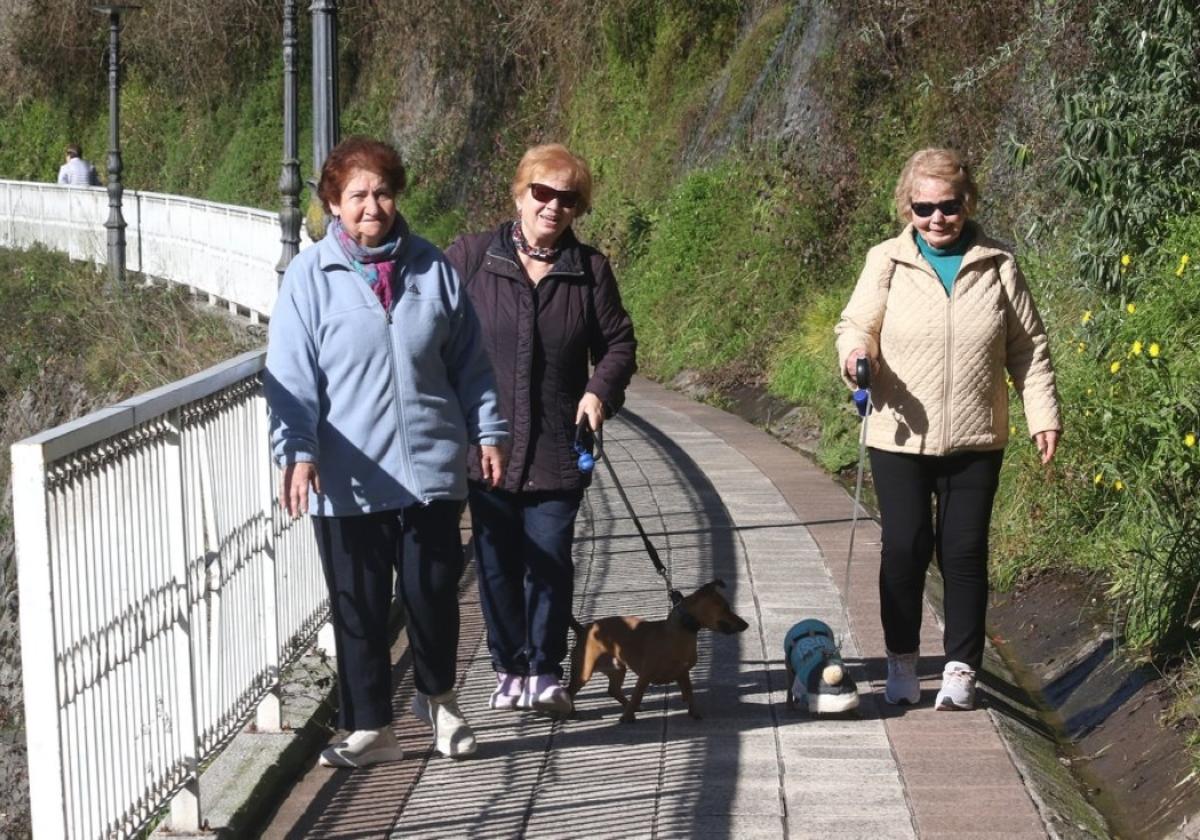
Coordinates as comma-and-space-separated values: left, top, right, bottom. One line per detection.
844, 349, 879, 385
480, 445, 506, 488
576, 392, 605, 432
281, 462, 320, 518
1034, 430, 1059, 465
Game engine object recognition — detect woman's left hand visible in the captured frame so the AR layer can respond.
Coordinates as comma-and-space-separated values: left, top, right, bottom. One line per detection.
1034, 430, 1060, 465
480, 444, 506, 488
575, 392, 605, 433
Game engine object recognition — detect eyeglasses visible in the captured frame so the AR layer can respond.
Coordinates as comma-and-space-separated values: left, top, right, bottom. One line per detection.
910, 199, 963, 218
530, 182, 581, 209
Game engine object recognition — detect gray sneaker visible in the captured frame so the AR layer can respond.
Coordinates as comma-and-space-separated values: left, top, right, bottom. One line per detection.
935, 661, 977, 710
884, 650, 921, 705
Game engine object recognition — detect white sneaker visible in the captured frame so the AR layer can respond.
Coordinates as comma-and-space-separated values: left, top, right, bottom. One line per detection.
412, 690, 477, 758
489, 672, 525, 710
319, 727, 403, 768
935, 661, 977, 710
884, 650, 921, 705
519, 673, 573, 715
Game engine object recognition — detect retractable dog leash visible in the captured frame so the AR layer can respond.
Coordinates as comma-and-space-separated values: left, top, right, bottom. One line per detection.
842, 357, 873, 641
576, 419, 682, 605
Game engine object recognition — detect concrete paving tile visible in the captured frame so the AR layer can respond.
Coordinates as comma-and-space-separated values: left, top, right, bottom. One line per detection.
786, 782, 909, 812
655, 814, 785, 839
657, 780, 784, 815
920, 833, 1045, 840
788, 816, 917, 839
783, 757, 905, 777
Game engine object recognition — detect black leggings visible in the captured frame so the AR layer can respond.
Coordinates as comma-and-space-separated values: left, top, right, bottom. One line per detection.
313, 501, 464, 730
868, 448, 1004, 670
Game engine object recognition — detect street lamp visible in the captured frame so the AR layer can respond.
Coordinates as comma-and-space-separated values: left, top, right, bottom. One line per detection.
310, 0, 340, 176
277, 0, 301, 284
92, 4, 139, 291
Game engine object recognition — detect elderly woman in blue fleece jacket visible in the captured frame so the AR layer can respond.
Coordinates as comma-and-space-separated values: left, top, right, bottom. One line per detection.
266, 137, 508, 769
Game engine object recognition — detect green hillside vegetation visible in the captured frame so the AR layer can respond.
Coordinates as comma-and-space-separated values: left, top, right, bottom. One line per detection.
2, 0, 1199, 737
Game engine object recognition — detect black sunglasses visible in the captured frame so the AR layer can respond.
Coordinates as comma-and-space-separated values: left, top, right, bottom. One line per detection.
910, 199, 963, 218
530, 182, 581, 209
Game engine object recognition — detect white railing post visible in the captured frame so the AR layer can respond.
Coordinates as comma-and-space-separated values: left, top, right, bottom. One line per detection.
12, 442, 67, 839
254, 391, 282, 732
165, 408, 202, 832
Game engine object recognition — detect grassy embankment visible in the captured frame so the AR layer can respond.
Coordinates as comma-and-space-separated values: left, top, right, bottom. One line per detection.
2, 0, 1198, 728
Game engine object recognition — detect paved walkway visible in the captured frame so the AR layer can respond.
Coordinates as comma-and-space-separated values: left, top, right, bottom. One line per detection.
262, 376, 1048, 839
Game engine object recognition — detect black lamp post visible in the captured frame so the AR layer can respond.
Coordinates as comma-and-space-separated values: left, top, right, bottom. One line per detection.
277, 0, 301, 284
310, 0, 340, 176
92, 4, 139, 291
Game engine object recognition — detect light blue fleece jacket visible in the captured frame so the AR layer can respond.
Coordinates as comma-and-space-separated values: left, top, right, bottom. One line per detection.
265, 228, 509, 516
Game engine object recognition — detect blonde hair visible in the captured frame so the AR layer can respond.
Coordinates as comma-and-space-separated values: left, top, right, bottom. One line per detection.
511, 144, 594, 214
893, 148, 979, 224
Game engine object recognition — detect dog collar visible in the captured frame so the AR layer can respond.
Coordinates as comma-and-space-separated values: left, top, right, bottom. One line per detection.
671, 603, 701, 633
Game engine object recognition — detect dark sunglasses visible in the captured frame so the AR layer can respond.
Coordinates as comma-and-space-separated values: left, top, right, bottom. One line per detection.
910, 199, 963, 218
530, 182, 581, 209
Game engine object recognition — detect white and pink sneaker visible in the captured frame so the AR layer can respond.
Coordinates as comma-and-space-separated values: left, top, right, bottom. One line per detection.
489, 671, 525, 710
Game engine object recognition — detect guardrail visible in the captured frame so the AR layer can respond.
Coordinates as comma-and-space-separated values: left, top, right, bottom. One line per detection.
13, 351, 326, 839
4, 182, 327, 837
0, 179, 312, 322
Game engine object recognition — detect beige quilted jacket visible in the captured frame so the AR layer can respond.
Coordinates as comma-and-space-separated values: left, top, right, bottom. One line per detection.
835, 224, 1060, 456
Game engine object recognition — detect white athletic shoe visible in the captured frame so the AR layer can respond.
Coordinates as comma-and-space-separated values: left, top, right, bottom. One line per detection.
518, 673, 573, 715
412, 690, 477, 757
318, 727, 404, 768
935, 661, 977, 710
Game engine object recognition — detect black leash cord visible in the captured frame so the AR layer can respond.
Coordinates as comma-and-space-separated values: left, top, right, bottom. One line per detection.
584, 422, 681, 605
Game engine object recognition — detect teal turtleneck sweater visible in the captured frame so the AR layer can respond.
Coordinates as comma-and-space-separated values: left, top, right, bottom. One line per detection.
915, 225, 974, 295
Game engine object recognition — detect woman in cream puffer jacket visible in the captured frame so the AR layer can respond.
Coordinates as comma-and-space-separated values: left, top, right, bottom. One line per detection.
835, 148, 1060, 713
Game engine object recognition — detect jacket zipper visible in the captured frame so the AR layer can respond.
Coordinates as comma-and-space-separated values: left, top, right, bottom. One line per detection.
382, 272, 427, 503
942, 272, 958, 454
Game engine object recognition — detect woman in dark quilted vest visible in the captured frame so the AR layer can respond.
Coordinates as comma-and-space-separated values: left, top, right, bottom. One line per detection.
446, 144, 637, 715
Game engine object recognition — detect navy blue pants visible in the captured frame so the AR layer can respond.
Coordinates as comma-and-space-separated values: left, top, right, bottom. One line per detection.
467, 485, 583, 679
312, 500, 463, 730
868, 448, 1004, 670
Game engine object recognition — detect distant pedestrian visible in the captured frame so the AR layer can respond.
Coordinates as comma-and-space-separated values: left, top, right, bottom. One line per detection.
266, 136, 508, 768
446, 143, 637, 715
57, 144, 100, 186
835, 147, 1060, 711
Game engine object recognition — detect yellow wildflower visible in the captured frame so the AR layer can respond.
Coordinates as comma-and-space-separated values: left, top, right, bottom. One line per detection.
1081, 310, 1092, 324
1110, 361, 1121, 374
1086, 387, 1094, 396
1114, 479, 1125, 491
1177, 254, 1190, 277
1121, 254, 1132, 267
1010, 425, 1017, 435
1131, 340, 1143, 356
1187, 433, 1197, 448
1094, 472, 1103, 485
1149, 342, 1160, 358
1077, 341, 1086, 353
1126, 302, 1137, 314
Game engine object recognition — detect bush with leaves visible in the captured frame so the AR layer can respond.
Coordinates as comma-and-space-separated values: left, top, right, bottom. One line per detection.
1052, 232, 1200, 652
1058, 0, 1200, 292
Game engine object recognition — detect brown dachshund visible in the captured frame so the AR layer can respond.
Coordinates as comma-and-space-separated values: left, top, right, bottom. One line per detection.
567, 580, 749, 722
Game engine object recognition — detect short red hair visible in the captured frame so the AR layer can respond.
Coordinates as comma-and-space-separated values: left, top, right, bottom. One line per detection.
317, 137, 407, 212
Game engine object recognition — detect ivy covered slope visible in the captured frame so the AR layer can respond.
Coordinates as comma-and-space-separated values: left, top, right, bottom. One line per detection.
2, 0, 1199, 657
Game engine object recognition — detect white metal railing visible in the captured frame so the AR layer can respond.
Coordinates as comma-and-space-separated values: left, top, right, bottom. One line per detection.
5, 183, 327, 837
0, 179, 312, 322
13, 350, 326, 839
